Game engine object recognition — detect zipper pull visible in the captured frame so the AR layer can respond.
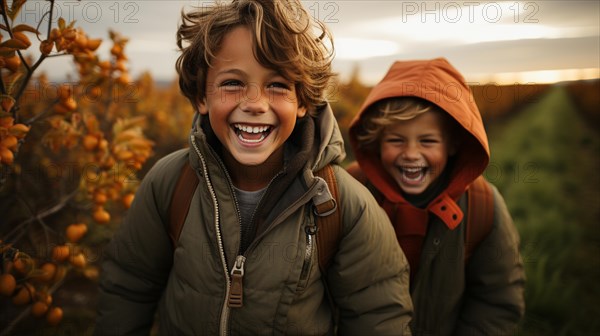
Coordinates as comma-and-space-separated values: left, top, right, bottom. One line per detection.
228, 255, 246, 308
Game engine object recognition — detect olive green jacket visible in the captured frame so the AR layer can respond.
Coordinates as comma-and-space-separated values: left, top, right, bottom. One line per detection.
95, 105, 413, 335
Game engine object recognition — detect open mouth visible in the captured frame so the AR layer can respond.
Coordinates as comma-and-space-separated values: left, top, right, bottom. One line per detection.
400, 166, 427, 183
232, 123, 273, 143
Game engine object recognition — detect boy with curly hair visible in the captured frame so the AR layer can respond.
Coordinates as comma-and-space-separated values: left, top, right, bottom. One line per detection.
95, 1, 413, 335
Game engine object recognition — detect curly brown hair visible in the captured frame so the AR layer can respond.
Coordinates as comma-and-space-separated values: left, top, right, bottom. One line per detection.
176, 0, 335, 114
356, 97, 452, 151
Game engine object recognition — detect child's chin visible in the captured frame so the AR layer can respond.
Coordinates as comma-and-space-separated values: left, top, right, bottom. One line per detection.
399, 182, 429, 195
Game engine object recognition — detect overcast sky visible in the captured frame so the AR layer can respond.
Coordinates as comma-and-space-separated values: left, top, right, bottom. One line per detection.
16, 0, 600, 85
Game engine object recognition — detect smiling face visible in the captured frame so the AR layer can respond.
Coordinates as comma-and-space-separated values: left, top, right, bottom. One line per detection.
198, 26, 306, 170
379, 110, 454, 195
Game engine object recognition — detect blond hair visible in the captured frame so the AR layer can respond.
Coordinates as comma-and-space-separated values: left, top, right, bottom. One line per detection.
357, 97, 446, 150
176, 0, 334, 114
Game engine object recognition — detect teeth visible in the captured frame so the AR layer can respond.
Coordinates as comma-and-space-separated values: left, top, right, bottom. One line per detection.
403, 167, 423, 173
234, 124, 269, 133
238, 133, 266, 143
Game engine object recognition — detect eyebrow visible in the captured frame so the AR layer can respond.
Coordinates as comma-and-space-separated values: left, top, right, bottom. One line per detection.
215, 68, 286, 80
384, 131, 442, 137
215, 68, 246, 78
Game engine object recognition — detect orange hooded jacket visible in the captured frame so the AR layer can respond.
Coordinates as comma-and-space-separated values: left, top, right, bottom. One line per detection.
348, 58, 490, 275
347, 57, 525, 336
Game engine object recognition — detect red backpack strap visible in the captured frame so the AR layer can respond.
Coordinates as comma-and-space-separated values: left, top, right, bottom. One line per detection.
314, 164, 342, 272
465, 176, 495, 261
168, 163, 199, 247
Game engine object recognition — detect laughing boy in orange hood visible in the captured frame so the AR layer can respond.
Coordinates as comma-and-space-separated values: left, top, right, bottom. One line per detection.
347, 58, 525, 335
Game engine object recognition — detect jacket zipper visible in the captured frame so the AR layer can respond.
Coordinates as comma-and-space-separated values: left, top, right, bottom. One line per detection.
191, 136, 330, 333
226, 172, 281, 308
298, 211, 316, 291
190, 135, 231, 336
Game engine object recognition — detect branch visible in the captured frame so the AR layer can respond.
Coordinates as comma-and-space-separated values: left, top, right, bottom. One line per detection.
3, 188, 78, 243
46, 0, 55, 41
11, 0, 57, 120
25, 99, 59, 125
0, 70, 6, 95
1, 1, 12, 39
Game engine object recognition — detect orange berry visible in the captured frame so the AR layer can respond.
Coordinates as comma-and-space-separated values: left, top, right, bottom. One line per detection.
1, 97, 15, 113
93, 208, 111, 224
115, 60, 127, 72
51, 245, 70, 262
86, 38, 102, 51
0, 274, 17, 296
116, 150, 133, 161
1, 135, 18, 151
61, 97, 77, 111
57, 85, 71, 100
82, 135, 99, 151
49, 28, 60, 40
0, 146, 14, 165
122, 193, 135, 209
13, 32, 32, 48
75, 33, 88, 48
4, 55, 21, 72
117, 73, 131, 85
38, 262, 57, 283
31, 301, 49, 317
12, 283, 35, 305
110, 44, 122, 56
93, 191, 107, 205
40, 40, 54, 55
13, 257, 32, 275
46, 306, 63, 326
9, 123, 30, 137
66, 223, 88, 243
69, 253, 87, 268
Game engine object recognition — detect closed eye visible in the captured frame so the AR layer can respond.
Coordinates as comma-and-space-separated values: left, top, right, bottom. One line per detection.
421, 138, 440, 145
220, 79, 243, 88
384, 137, 405, 144
267, 81, 291, 92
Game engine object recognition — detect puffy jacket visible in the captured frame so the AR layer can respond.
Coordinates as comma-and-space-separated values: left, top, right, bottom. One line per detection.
96, 104, 413, 335
347, 58, 525, 336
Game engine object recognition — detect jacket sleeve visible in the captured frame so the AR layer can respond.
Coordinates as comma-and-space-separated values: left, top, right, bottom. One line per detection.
327, 166, 413, 336
455, 186, 526, 335
94, 152, 185, 335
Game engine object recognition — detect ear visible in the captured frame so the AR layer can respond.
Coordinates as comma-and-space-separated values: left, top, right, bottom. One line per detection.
296, 105, 307, 118
197, 97, 208, 115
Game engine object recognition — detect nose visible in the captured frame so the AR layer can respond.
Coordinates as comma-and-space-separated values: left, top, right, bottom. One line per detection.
240, 84, 268, 114
402, 142, 420, 160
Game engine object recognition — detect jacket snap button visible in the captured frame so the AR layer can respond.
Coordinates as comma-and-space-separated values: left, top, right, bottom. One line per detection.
433, 238, 440, 245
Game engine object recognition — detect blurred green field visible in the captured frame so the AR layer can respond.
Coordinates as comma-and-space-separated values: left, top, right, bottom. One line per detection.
484, 85, 600, 335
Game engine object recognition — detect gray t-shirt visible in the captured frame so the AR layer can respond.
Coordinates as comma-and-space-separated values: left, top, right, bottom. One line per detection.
233, 186, 267, 235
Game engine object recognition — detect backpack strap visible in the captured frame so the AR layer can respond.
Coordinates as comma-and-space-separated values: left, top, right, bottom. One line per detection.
465, 176, 495, 261
313, 164, 342, 272
168, 162, 199, 247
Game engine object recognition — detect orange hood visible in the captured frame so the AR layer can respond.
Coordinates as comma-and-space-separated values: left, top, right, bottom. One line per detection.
349, 58, 489, 212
